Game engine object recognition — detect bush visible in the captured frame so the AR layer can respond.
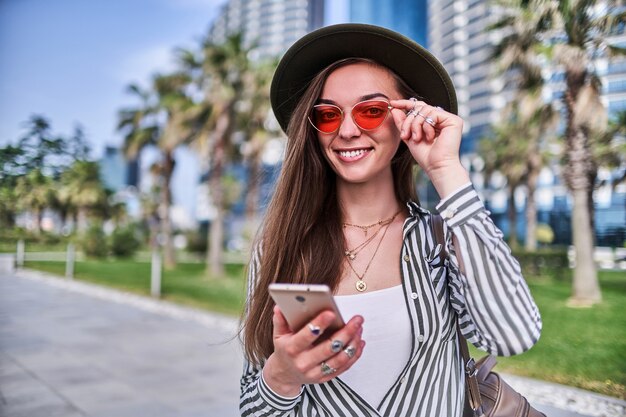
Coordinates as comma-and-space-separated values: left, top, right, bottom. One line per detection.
185, 230, 207, 254
512, 248, 569, 280
81, 225, 108, 259
110, 226, 141, 258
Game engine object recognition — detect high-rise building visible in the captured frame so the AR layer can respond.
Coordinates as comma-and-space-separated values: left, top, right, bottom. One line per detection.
428, 0, 509, 154
208, 0, 325, 60
99, 146, 139, 191
348, 0, 427, 46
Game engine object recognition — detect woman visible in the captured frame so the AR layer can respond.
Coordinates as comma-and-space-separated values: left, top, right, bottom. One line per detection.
240, 24, 542, 417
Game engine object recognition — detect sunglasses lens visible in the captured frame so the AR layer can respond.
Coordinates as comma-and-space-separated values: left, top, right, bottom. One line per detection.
352, 101, 390, 130
311, 105, 342, 133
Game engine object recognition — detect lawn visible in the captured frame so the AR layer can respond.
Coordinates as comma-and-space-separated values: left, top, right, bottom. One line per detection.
24, 260, 247, 316
22, 260, 625, 398
478, 270, 626, 399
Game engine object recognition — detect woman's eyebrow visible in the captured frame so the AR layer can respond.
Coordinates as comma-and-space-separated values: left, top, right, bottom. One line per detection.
316, 93, 390, 105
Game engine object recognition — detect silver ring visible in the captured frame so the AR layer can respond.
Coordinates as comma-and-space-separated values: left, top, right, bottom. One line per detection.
321, 362, 336, 375
330, 339, 344, 353
406, 109, 417, 117
307, 323, 321, 337
344, 345, 356, 359
424, 117, 435, 127
409, 97, 418, 103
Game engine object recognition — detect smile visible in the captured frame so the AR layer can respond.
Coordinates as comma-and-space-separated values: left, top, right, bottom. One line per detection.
336, 148, 371, 160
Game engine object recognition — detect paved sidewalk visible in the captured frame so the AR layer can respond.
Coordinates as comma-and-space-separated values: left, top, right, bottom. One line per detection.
1, 270, 624, 417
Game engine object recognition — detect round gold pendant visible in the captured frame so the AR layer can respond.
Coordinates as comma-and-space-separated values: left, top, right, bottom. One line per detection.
355, 280, 367, 292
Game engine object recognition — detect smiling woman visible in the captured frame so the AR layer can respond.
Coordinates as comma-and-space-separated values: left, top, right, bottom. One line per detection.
239, 23, 543, 417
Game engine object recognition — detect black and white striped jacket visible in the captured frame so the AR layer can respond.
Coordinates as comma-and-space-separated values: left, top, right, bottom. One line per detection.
240, 184, 542, 416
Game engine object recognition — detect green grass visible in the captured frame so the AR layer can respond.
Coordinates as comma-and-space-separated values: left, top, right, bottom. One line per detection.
23, 260, 625, 398
469, 270, 626, 399
24, 260, 246, 316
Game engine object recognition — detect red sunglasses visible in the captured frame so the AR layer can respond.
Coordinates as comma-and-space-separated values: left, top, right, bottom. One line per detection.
308, 99, 394, 134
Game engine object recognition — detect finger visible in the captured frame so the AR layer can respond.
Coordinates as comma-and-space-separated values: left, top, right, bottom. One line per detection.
417, 108, 438, 141
317, 339, 366, 383
272, 306, 292, 339
400, 111, 418, 140
305, 315, 364, 368
326, 324, 364, 372
289, 310, 338, 352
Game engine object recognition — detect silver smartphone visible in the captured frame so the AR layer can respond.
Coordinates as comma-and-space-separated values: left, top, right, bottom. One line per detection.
268, 283, 345, 339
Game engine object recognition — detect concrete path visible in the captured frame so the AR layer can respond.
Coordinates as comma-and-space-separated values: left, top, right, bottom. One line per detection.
1, 270, 624, 417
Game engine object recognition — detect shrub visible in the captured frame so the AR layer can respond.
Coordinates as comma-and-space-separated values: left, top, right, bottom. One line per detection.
186, 230, 207, 254
81, 225, 108, 258
110, 226, 141, 258
512, 248, 569, 280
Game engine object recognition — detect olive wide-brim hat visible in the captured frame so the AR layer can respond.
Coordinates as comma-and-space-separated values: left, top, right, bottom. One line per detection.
270, 23, 457, 133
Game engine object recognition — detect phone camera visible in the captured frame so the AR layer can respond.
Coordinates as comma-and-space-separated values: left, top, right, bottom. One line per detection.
295, 295, 306, 303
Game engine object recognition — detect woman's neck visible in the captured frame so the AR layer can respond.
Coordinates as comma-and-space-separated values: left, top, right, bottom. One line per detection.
337, 176, 403, 225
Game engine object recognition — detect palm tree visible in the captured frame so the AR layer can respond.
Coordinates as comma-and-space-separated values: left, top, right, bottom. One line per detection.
117, 72, 195, 269
58, 161, 109, 232
548, 0, 625, 306
181, 33, 253, 276
479, 122, 528, 248
489, 0, 558, 250
15, 169, 55, 234
239, 59, 280, 239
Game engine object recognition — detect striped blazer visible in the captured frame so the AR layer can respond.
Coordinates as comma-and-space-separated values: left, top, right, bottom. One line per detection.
240, 184, 542, 416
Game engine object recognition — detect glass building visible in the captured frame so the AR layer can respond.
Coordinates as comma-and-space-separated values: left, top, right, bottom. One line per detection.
348, 0, 427, 46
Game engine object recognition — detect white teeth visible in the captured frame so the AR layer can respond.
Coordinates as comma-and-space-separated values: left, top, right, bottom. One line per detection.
339, 149, 366, 158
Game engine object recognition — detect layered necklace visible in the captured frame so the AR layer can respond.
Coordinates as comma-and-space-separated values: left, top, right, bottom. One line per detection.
343, 210, 400, 292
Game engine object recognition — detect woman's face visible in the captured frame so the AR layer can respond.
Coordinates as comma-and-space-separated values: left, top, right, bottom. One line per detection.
315, 62, 402, 187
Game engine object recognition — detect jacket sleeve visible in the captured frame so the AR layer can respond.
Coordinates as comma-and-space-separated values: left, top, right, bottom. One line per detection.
239, 244, 303, 416
436, 184, 542, 356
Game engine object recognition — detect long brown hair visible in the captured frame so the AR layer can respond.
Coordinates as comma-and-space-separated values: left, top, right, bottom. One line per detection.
243, 58, 419, 365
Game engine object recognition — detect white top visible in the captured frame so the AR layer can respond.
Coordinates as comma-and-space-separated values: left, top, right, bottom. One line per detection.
334, 285, 412, 407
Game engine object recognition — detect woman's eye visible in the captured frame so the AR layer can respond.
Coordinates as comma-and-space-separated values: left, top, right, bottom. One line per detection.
360, 106, 384, 117
320, 111, 340, 120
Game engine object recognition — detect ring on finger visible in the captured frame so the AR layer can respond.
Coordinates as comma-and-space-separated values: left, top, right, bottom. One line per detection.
424, 116, 435, 127
344, 345, 356, 359
406, 109, 417, 117
307, 323, 321, 337
330, 339, 344, 353
321, 362, 336, 375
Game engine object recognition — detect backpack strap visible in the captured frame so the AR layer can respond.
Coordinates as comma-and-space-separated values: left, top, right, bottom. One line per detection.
431, 213, 484, 416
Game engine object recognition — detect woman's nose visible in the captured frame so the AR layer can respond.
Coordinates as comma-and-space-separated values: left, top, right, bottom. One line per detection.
337, 114, 361, 140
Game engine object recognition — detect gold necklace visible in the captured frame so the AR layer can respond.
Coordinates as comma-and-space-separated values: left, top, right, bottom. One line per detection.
344, 224, 383, 260
343, 210, 401, 236
346, 212, 398, 292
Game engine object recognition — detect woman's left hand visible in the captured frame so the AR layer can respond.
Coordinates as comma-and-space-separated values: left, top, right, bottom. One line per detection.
390, 98, 470, 198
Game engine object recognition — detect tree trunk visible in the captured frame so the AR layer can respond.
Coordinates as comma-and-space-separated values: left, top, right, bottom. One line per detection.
77, 207, 88, 233
244, 136, 263, 246
161, 152, 176, 269
507, 184, 519, 250
563, 70, 601, 306
525, 155, 540, 251
569, 188, 601, 306
33, 208, 42, 235
206, 109, 233, 278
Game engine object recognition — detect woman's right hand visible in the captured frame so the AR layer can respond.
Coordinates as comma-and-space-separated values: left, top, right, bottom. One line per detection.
262, 306, 365, 397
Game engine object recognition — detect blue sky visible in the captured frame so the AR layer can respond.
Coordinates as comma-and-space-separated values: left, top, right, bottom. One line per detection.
0, 0, 228, 219
0, 0, 227, 152
0, 0, 350, 220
